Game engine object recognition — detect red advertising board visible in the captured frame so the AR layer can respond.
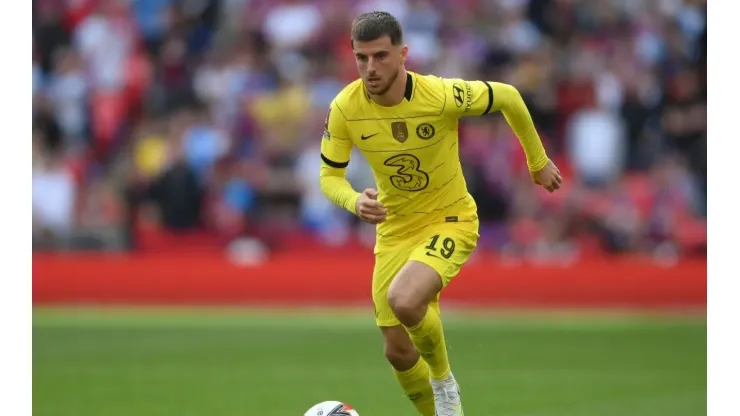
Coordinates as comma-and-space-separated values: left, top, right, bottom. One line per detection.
33, 250, 706, 310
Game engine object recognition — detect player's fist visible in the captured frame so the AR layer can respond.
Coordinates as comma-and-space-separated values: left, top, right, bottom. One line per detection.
356, 188, 388, 224
531, 159, 563, 193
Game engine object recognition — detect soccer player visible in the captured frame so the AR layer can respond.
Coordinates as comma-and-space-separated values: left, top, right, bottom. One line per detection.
319, 11, 562, 416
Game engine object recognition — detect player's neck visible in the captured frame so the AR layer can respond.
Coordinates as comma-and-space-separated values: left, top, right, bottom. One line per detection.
370, 68, 408, 107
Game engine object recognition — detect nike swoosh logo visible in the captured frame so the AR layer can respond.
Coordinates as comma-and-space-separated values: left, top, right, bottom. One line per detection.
426, 251, 441, 259
361, 133, 379, 140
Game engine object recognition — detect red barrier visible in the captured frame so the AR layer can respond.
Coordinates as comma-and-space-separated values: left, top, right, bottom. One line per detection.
32, 251, 706, 309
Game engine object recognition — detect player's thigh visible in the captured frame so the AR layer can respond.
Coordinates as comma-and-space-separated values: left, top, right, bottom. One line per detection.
372, 242, 416, 327
408, 221, 480, 291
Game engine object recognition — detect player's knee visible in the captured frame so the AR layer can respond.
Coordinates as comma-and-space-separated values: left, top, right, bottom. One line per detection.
387, 288, 424, 325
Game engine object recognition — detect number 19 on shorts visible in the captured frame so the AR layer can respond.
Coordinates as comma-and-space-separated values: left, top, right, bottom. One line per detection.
425, 235, 456, 259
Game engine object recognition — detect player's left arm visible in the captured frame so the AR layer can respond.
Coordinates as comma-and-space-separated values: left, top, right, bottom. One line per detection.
442, 78, 562, 191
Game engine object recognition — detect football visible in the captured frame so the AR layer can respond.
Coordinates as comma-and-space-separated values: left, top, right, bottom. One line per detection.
303, 401, 360, 416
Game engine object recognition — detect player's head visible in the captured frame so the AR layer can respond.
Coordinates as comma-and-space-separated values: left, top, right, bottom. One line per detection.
351, 11, 407, 97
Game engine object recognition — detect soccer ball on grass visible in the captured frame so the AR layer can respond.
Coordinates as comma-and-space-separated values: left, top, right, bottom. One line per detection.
303, 401, 359, 415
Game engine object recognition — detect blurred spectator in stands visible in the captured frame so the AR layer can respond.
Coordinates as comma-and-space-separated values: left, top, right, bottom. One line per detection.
32, 127, 77, 250
130, 0, 173, 58
462, 117, 519, 251
619, 70, 662, 172
203, 156, 256, 244
660, 67, 706, 181
598, 179, 644, 254
128, 110, 204, 233
153, 35, 194, 114
566, 99, 627, 189
262, 0, 323, 52
644, 154, 705, 259
528, 213, 579, 265
181, 104, 230, 181
34, 0, 71, 74
47, 48, 88, 148
563, 45, 627, 188
74, 3, 134, 102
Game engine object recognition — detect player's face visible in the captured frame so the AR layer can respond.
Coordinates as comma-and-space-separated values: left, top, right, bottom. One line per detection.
353, 36, 407, 96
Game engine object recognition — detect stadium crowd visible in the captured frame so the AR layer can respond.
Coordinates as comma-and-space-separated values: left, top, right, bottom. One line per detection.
32, 0, 706, 262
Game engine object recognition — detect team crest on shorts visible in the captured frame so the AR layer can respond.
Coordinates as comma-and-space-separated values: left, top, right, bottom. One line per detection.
391, 121, 409, 143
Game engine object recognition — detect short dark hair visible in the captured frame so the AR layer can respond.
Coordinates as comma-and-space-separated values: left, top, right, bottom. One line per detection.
351, 11, 403, 47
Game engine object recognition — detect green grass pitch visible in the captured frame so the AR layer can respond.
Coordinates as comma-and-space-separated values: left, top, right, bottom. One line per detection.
33, 308, 706, 416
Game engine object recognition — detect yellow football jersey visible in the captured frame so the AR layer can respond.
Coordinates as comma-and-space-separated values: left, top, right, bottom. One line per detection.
320, 71, 500, 243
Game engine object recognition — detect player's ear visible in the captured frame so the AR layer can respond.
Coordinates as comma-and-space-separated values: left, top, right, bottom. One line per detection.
400, 45, 408, 63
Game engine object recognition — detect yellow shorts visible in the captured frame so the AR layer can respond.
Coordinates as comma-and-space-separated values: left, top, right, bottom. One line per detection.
372, 220, 480, 327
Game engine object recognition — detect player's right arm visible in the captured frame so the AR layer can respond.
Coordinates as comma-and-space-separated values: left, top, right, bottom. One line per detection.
319, 100, 361, 215
319, 100, 389, 223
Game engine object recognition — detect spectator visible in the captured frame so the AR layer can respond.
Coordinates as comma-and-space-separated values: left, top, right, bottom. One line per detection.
32, 129, 77, 249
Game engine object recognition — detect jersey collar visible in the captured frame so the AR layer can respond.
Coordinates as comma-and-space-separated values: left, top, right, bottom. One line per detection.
404, 72, 414, 101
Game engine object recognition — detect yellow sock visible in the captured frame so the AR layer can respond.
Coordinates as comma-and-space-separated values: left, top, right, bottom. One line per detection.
404, 307, 451, 380
393, 356, 436, 416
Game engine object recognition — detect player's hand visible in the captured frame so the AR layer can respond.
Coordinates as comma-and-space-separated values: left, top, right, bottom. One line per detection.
356, 188, 388, 224
530, 159, 563, 193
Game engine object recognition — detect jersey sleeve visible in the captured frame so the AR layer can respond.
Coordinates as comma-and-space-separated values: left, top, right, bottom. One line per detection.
441, 78, 494, 117
318, 100, 360, 215
320, 100, 353, 168
442, 78, 549, 172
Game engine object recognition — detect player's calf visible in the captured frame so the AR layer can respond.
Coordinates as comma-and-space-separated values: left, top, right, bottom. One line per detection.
381, 326, 436, 416
383, 327, 420, 371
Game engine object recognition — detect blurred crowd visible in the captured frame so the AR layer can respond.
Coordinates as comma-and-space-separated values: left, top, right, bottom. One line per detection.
32, 0, 706, 262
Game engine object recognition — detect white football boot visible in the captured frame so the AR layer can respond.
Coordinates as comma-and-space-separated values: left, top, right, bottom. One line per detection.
431, 372, 464, 416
